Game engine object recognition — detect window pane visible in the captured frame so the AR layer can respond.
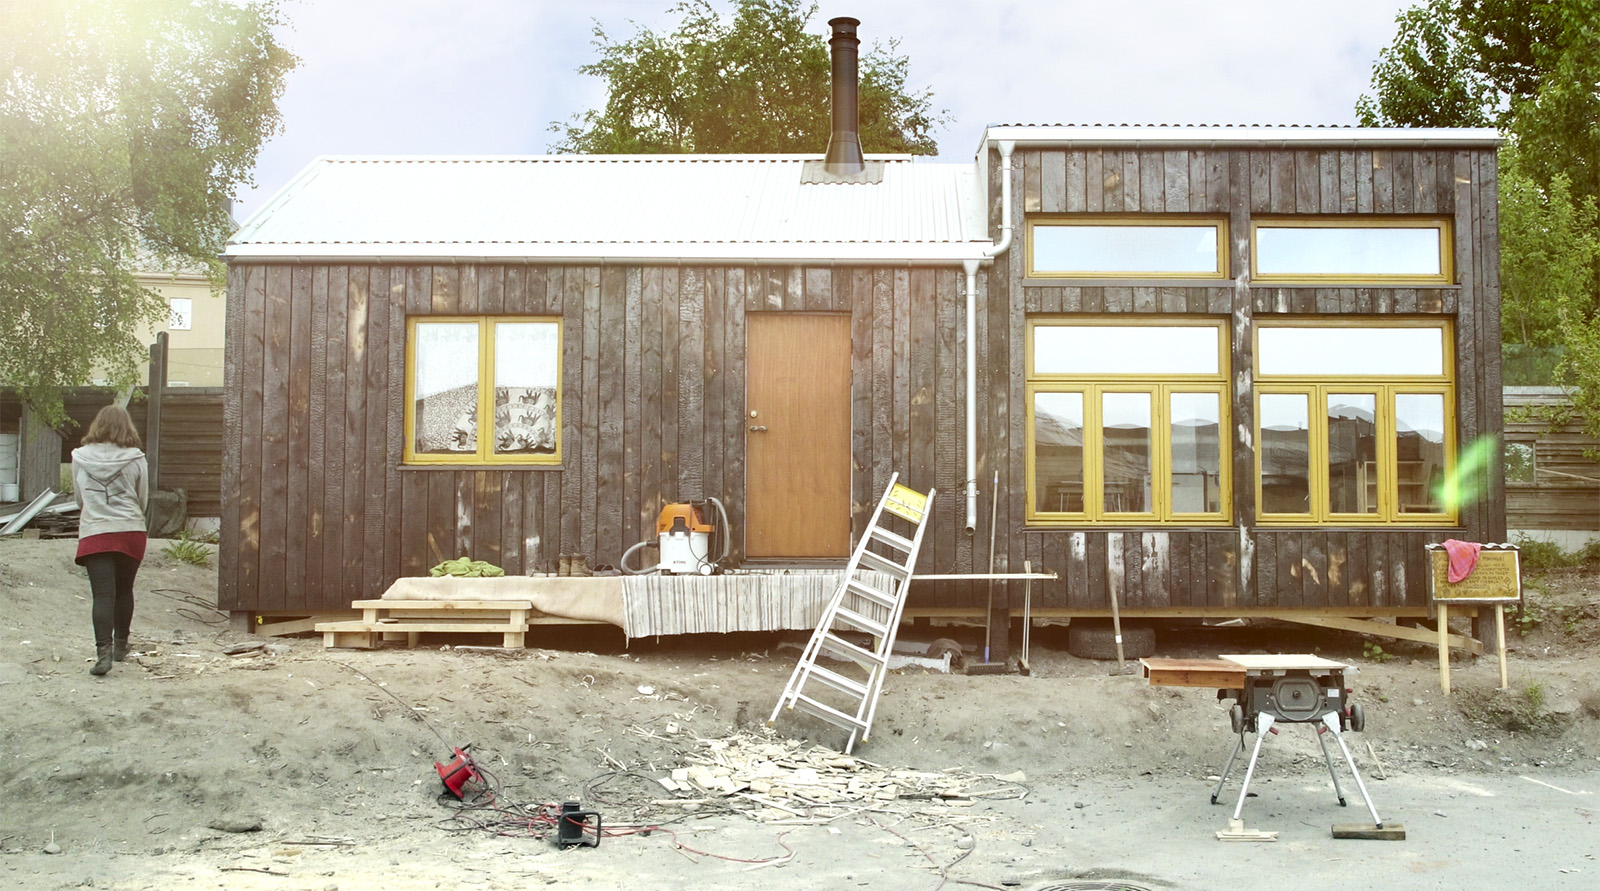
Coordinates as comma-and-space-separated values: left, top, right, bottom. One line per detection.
1103, 392, 1152, 513
1328, 393, 1378, 514
413, 322, 479, 454
1260, 394, 1311, 514
1396, 393, 1447, 513
1033, 393, 1084, 513
1170, 392, 1221, 513
493, 322, 559, 456
1258, 327, 1444, 377
1035, 325, 1219, 375
1256, 225, 1443, 277
1504, 441, 1536, 484
1034, 223, 1222, 274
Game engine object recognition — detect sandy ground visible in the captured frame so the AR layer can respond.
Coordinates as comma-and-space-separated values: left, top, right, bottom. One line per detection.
2, 536, 1598, 890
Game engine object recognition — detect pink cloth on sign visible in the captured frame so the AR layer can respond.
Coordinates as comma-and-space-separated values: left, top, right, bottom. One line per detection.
1441, 539, 1483, 583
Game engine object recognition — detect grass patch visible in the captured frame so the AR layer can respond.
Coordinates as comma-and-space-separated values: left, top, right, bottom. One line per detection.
162, 532, 213, 567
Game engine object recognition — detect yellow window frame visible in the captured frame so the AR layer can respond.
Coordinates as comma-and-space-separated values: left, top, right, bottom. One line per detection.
1250, 216, 1454, 285
1026, 382, 1233, 524
1253, 317, 1455, 525
403, 315, 563, 466
1025, 315, 1232, 526
1026, 214, 1230, 280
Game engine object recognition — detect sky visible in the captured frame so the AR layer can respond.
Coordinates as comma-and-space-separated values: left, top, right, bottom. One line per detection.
239, 0, 1416, 218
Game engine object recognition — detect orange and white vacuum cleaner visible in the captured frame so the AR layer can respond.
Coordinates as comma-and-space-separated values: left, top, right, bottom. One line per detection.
621, 497, 730, 576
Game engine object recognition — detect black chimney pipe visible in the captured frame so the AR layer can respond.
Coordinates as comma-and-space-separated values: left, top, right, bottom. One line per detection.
824, 16, 865, 175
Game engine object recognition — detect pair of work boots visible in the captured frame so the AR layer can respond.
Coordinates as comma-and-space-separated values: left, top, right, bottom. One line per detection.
89, 638, 131, 677
557, 554, 593, 577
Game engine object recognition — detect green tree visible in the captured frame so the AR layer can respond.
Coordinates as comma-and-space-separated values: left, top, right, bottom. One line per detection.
550, 0, 946, 155
1, 0, 296, 423
1358, 1, 1600, 346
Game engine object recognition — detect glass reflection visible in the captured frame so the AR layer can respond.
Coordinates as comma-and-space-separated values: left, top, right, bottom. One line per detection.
493, 322, 559, 456
413, 322, 479, 454
1256, 225, 1442, 277
1328, 393, 1378, 514
1259, 394, 1311, 514
1170, 392, 1221, 513
1395, 393, 1446, 513
1103, 392, 1152, 513
1504, 442, 1535, 484
1035, 325, 1219, 375
1033, 392, 1084, 513
1033, 224, 1221, 275
1258, 327, 1444, 377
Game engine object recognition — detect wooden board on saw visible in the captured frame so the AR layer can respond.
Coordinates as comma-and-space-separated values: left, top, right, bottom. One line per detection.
1140, 657, 1247, 689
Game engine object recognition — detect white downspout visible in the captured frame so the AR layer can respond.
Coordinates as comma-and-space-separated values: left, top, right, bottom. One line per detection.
965, 139, 1015, 535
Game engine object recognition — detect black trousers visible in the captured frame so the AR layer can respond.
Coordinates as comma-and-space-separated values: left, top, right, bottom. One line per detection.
83, 552, 140, 647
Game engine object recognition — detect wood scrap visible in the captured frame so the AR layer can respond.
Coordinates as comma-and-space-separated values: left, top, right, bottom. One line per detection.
650, 730, 1027, 827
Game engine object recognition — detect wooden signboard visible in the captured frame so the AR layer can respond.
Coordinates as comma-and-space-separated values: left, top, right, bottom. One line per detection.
1425, 544, 1519, 695
1427, 547, 1521, 605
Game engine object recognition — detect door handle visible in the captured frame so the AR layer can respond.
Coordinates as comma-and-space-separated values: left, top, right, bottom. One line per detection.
748, 425, 768, 432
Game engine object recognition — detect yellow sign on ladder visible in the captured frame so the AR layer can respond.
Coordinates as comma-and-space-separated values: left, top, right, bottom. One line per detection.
883, 484, 928, 522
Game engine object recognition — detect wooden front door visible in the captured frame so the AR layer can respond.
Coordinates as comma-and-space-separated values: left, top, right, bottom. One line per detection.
745, 313, 852, 557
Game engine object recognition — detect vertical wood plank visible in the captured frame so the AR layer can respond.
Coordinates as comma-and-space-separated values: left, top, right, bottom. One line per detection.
1023, 150, 1041, 213
559, 268, 584, 553
910, 268, 936, 495
581, 267, 602, 559
342, 267, 369, 602
641, 268, 663, 546
1065, 151, 1087, 213
1139, 149, 1164, 211
363, 266, 390, 599
598, 265, 626, 564
1295, 149, 1320, 212
1086, 150, 1104, 213
1164, 149, 1189, 212
893, 269, 911, 475
850, 268, 874, 548
385, 268, 407, 587
260, 265, 291, 610
624, 266, 644, 551
286, 266, 312, 612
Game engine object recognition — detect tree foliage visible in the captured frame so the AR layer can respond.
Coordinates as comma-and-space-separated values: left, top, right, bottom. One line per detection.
1, 0, 296, 423
1360, 3, 1600, 341
549, 0, 946, 155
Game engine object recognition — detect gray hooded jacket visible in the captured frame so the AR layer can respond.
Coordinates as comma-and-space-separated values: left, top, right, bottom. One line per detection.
72, 443, 149, 538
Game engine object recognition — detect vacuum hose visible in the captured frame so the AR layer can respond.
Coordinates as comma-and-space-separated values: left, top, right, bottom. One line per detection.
619, 539, 659, 575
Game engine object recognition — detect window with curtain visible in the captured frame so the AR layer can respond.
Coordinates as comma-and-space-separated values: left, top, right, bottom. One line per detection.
405, 316, 562, 465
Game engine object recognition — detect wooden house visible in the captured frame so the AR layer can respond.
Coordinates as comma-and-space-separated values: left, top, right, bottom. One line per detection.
221, 22, 1504, 648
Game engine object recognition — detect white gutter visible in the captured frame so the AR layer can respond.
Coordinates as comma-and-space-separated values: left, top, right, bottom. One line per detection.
963, 139, 1015, 535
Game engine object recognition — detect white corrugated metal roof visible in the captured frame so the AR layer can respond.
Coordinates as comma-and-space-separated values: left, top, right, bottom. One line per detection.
227, 155, 990, 262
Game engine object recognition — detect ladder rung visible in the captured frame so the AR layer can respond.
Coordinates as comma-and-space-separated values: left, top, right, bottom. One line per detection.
802, 663, 869, 699
832, 605, 888, 637
843, 578, 896, 609
870, 525, 914, 553
857, 549, 909, 578
789, 693, 868, 732
818, 633, 885, 668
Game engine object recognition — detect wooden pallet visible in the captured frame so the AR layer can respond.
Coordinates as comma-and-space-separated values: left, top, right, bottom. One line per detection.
315, 600, 533, 649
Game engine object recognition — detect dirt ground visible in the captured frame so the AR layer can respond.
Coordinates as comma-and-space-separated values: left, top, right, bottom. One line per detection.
2, 536, 1598, 890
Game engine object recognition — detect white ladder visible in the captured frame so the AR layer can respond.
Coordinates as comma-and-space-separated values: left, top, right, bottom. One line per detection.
769, 474, 935, 753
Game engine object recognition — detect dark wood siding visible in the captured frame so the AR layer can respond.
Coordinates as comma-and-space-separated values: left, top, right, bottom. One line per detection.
1000, 144, 1500, 616
222, 141, 1502, 619
1505, 391, 1600, 533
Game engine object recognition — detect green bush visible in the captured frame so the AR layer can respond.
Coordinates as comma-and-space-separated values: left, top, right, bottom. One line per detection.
1514, 535, 1578, 571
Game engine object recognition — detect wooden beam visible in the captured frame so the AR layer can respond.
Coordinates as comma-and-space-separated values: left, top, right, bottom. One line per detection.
1278, 614, 1483, 656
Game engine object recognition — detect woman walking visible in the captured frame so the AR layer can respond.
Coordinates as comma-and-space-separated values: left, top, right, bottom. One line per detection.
72, 405, 149, 676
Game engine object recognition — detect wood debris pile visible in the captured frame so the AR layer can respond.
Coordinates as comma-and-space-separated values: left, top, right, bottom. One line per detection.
651, 731, 1027, 825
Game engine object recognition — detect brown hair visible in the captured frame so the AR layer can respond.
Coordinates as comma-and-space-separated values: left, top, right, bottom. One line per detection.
82, 405, 142, 449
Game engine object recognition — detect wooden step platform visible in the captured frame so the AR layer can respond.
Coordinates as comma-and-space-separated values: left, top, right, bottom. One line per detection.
316, 600, 534, 649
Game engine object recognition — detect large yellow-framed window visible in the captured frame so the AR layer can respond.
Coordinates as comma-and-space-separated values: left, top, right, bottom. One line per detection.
1026, 318, 1231, 524
1027, 215, 1229, 279
1255, 319, 1454, 524
404, 316, 562, 465
1250, 217, 1453, 285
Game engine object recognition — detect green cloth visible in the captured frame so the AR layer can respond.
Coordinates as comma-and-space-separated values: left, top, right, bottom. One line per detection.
428, 558, 505, 578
